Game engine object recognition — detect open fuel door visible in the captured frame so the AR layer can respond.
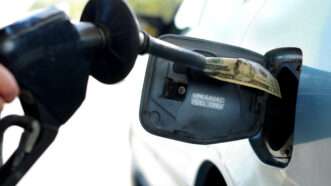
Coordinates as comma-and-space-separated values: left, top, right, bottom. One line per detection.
140, 35, 302, 146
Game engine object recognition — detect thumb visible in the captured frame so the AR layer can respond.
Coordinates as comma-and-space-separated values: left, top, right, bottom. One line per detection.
0, 64, 19, 103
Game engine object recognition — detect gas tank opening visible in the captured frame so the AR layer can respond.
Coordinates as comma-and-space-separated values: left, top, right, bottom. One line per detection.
250, 48, 302, 168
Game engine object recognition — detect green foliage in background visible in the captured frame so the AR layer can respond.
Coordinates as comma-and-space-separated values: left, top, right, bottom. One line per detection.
28, 0, 183, 35
30, 0, 183, 23
128, 0, 183, 23
30, 0, 88, 20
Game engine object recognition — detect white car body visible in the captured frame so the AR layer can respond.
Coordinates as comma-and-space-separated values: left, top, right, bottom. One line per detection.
130, 0, 331, 185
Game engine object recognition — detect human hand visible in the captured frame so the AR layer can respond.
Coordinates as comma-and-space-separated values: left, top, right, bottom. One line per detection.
0, 64, 19, 111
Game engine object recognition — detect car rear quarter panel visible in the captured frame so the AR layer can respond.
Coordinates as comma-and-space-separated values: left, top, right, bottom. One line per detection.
233, 0, 331, 185
131, 0, 331, 185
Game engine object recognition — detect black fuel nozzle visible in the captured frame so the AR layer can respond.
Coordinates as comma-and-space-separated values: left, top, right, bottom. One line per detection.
138, 31, 207, 70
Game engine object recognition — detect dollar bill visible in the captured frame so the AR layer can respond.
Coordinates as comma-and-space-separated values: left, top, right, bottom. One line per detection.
203, 57, 281, 98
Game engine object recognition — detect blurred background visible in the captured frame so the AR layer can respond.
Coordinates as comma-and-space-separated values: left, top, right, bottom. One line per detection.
0, 0, 183, 185
0, 0, 184, 36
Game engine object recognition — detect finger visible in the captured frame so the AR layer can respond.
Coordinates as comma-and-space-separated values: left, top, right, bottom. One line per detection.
0, 64, 19, 102
0, 97, 5, 112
